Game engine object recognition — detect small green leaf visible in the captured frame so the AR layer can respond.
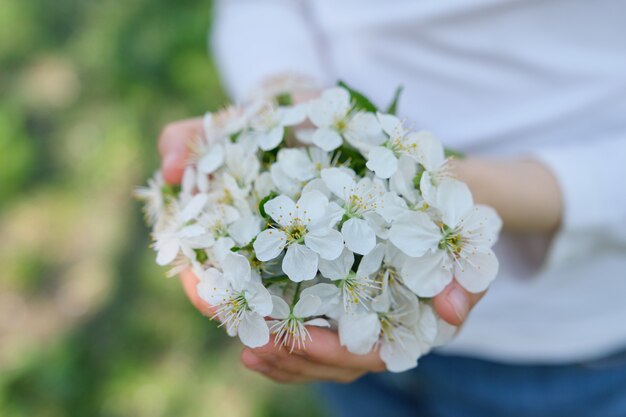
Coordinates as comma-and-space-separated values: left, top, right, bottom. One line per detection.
412, 165, 425, 190
229, 131, 241, 143
444, 148, 465, 159
262, 275, 290, 285
194, 249, 208, 263
333, 144, 368, 176
161, 184, 181, 199
338, 80, 378, 113
385, 86, 404, 115
276, 93, 292, 106
258, 191, 278, 219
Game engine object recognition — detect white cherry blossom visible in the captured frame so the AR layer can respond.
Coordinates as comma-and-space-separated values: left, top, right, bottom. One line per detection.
196, 252, 273, 348
414, 132, 453, 205
318, 246, 385, 312
321, 167, 385, 255
253, 190, 344, 282
397, 180, 502, 296
153, 193, 214, 266
134, 171, 166, 226
378, 298, 437, 372
244, 102, 307, 151
269, 293, 330, 351
366, 113, 435, 179
308, 87, 385, 151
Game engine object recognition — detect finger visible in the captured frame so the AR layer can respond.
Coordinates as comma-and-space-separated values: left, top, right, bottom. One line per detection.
285, 327, 386, 372
179, 267, 217, 317
432, 279, 486, 326
157, 118, 203, 184
245, 346, 363, 383
240, 349, 309, 383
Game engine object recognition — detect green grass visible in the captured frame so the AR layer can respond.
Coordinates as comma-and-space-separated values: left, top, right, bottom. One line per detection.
0, 1, 325, 416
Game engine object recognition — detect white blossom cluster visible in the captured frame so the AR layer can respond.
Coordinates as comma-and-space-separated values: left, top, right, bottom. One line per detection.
137, 85, 502, 372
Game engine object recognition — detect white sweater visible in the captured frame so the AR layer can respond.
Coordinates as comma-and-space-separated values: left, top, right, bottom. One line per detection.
212, 0, 626, 363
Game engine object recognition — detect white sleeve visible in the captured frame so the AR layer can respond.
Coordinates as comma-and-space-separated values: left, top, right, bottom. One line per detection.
532, 135, 626, 266
211, 0, 329, 102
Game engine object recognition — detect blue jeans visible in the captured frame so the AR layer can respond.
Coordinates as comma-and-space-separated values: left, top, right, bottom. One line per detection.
318, 351, 626, 417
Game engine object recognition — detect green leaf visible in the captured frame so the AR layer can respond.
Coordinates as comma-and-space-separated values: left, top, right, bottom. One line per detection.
258, 191, 278, 219
333, 144, 368, 176
161, 184, 181, 199
385, 86, 404, 115
262, 275, 290, 285
412, 165, 425, 190
444, 148, 465, 159
194, 249, 208, 263
338, 80, 378, 113
276, 93, 292, 106
229, 131, 241, 143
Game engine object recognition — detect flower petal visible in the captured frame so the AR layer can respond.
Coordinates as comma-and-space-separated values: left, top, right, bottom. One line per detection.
196, 267, 228, 304
156, 238, 179, 266
180, 193, 209, 222
256, 126, 284, 151
356, 242, 385, 276
305, 227, 344, 260
304, 318, 331, 327
228, 215, 261, 246
312, 127, 343, 151
308, 87, 351, 127
377, 112, 403, 137
338, 312, 381, 355
455, 249, 499, 293
377, 192, 408, 223
389, 211, 441, 257
277, 148, 315, 181
246, 281, 274, 316
380, 330, 422, 373
435, 180, 473, 228
390, 155, 419, 204
297, 190, 328, 226
300, 283, 341, 315
345, 112, 386, 148
279, 104, 307, 126
222, 252, 252, 288
198, 144, 224, 174
318, 248, 354, 280
293, 294, 321, 318
270, 295, 290, 319
401, 251, 453, 297
415, 131, 444, 171
460, 205, 502, 248
341, 217, 377, 255
282, 244, 319, 282
320, 167, 355, 200
270, 164, 300, 197
366, 146, 398, 179
238, 313, 270, 348
253, 229, 287, 261
263, 194, 296, 226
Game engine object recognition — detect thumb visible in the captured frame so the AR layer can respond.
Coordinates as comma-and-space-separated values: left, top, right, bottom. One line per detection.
432, 280, 486, 326
157, 117, 203, 184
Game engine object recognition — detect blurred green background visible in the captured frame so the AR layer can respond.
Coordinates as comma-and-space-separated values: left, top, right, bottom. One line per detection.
0, 0, 325, 416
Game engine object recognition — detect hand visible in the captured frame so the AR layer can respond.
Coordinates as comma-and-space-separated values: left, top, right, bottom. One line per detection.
241, 326, 385, 384
159, 117, 486, 382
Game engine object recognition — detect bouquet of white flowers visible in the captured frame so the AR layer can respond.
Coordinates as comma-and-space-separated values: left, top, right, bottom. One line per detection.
137, 82, 502, 372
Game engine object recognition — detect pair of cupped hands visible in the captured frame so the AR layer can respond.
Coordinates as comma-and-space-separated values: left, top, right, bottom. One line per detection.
159, 117, 485, 384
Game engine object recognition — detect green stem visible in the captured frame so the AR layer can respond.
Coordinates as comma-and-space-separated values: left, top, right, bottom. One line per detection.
291, 282, 302, 308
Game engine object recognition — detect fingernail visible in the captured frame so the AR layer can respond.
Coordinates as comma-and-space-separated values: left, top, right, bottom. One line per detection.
448, 287, 470, 322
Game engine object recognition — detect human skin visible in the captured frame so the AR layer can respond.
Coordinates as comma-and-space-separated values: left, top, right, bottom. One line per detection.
158, 114, 562, 383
